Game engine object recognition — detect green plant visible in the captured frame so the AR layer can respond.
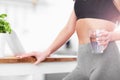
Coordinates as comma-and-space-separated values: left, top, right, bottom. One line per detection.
0, 14, 12, 34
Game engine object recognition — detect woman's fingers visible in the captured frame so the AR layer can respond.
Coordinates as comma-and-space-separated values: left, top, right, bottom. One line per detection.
99, 30, 108, 36
34, 55, 46, 65
16, 53, 35, 58
96, 31, 112, 49
97, 37, 110, 48
98, 39, 110, 46
16, 51, 48, 65
34, 59, 42, 65
21, 53, 33, 58
97, 36, 110, 42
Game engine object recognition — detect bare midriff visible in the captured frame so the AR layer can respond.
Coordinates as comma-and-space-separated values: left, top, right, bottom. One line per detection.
75, 18, 116, 44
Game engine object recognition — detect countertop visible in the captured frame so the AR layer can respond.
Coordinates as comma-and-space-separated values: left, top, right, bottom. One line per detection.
0, 55, 77, 63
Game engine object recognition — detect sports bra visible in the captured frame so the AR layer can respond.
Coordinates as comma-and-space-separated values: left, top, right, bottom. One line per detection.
74, 0, 120, 23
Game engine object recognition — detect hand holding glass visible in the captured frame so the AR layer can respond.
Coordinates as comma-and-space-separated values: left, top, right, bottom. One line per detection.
90, 30, 105, 54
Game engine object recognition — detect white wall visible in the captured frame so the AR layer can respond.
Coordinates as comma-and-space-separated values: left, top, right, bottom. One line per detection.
0, 0, 78, 55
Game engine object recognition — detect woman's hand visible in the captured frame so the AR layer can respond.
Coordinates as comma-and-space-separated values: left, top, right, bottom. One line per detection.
16, 51, 50, 65
97, 30, 112, 48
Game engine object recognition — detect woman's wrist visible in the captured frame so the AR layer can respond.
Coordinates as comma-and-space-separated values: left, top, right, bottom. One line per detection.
43, 49, 52, 57
110, 31, 120, 41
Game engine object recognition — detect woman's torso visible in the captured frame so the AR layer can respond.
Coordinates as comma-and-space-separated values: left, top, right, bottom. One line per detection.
74, 0, 120, 44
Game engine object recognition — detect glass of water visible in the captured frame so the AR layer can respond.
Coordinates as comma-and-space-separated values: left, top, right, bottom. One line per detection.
89, 29, 105, 54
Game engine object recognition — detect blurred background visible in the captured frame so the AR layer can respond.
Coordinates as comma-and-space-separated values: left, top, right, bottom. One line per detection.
0, 1, 120, 80
0, 0, 78, 55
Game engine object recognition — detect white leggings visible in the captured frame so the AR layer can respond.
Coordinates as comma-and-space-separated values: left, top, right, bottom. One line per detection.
63, 42, 120, 80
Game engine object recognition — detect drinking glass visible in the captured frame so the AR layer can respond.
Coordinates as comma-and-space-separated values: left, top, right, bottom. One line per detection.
89, 29, 105, 54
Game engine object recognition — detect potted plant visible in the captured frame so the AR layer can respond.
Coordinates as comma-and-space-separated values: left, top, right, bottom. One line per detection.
0, 13, 12, 57
0, 14, 11, 33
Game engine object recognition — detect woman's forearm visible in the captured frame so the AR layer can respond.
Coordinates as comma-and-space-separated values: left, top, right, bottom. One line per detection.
45, 26, 75, 56
43, 10, 77, 56
111, 31, 120, 41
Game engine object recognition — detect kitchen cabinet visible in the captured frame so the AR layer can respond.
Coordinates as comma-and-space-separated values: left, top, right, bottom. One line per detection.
0, 56, 77, 80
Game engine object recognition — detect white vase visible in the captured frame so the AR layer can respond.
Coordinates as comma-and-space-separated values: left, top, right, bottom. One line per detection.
0, 33, 6, 57
6, 30, 25, 55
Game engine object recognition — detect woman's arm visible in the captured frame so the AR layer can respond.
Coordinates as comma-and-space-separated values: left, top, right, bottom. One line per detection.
97, 0, 120, 46
111, 0, 120, 41
45, 10, 77, 56
17, 10, 77, 64
110, 31, 120, 41
114, 0, 120, 12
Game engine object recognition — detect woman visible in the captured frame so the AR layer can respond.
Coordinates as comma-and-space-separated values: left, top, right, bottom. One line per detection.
18, 0, 120, 80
